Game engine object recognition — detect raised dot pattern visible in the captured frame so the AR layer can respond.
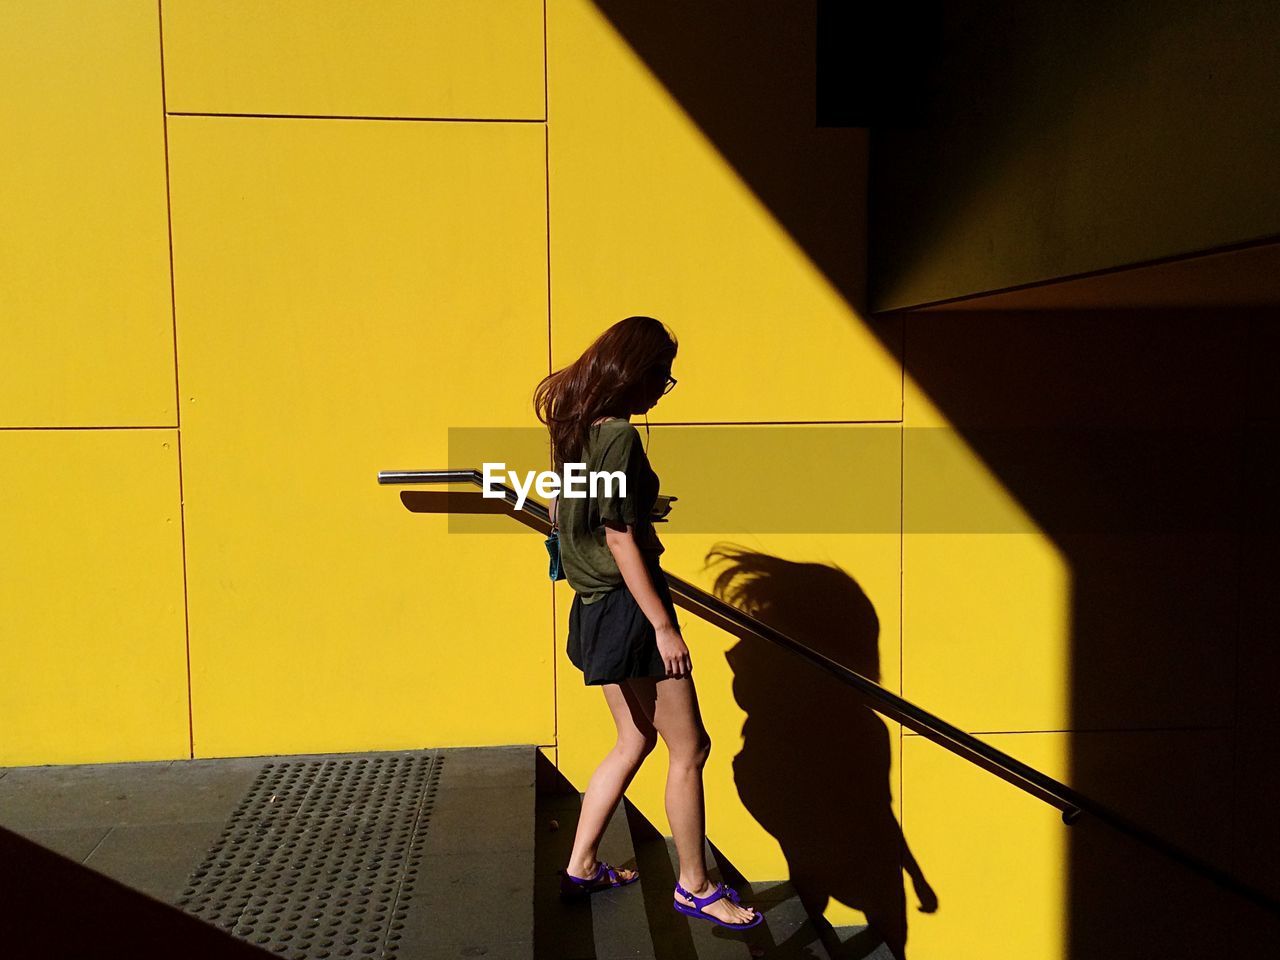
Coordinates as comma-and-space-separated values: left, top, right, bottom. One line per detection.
174, 754, 443, 959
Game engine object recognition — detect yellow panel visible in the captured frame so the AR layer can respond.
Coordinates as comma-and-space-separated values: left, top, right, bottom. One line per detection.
0, 0, 175, 426
547, 0, 898, 423
167, 117, 552, 755
553, 486, 901, 930
162, 0, 544, 120
903, 530, 1071, 732
0, 430, 188, 765
902, 732, 1068, 960
903, 370, 1072, 732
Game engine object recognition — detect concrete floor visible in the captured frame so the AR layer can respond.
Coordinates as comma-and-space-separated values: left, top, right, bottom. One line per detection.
0, 746, 539, 960
0, 753, 269, 903
0, 748, 522, 906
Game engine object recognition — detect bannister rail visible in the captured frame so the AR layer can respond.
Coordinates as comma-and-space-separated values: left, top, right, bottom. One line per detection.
377, 466, 1280, 916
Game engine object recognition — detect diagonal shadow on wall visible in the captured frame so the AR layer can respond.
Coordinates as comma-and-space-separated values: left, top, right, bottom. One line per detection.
589, 3, 1280, 957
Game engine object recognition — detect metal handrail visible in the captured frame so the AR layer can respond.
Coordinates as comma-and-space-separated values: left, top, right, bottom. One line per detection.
377, 466, 1280, 916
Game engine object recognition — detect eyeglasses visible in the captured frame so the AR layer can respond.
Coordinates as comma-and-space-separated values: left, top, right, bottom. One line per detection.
662, 374, 678, 395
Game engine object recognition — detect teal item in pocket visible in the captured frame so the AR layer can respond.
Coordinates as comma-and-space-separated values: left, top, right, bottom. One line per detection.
545, 527, 566, 581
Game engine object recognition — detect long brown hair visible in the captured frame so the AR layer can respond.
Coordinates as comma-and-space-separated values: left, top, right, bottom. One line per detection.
533, 315, 678, 472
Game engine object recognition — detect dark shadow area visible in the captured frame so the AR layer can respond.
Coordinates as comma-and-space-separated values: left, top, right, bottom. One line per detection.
885, 237, 1280, 314
902, 307, 1280, 956
867, 1, 1280, 310
867, 0, 1155, 308
533, 753, 598, 960
0, 823, 277, 959
700, 544, 936, 959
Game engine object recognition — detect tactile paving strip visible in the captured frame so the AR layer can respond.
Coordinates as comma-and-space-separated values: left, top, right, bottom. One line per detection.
175, 754, 443, 959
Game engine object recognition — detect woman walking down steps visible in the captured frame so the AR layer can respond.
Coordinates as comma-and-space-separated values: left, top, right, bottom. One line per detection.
533, 315, 763, 930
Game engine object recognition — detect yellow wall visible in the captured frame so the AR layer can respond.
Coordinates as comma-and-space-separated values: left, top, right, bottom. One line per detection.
0, 1, 175, 428
0, 430, 189, 761
5, 3, 1227, 958
2, 0, 554, 763
1, 1, 185, 763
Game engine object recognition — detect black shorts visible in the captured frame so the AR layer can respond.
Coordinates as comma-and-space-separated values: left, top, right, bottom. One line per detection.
566, 555, 681, 686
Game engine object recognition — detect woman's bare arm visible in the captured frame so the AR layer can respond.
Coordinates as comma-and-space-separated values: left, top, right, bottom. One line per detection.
605, 523, 691, 678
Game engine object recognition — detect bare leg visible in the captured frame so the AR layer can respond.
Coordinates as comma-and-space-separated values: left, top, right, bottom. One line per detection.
565, 681, 657, 880
625, 676, 759, 925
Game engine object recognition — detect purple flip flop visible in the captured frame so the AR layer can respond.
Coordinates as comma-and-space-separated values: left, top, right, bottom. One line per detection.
673, 880, 764, 929
559, 859, 639, 900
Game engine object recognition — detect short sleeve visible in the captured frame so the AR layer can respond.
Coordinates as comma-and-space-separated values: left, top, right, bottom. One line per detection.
594, 425, 644, 529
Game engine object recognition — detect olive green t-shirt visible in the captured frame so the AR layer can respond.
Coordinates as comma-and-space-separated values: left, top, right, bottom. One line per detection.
557, 418, 664, 604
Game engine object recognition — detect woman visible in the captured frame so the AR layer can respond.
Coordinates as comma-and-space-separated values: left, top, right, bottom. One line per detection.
533, 315, 762, 929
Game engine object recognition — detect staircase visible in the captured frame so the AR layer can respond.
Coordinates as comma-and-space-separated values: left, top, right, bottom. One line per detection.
535, 759, 858, 960
534, 748, 893, 960
0, 745, 893, 959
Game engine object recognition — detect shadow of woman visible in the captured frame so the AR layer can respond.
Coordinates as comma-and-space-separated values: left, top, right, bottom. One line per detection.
704, 543, 937, 960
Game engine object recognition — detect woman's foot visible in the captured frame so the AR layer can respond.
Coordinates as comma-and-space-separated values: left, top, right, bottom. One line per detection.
566, 857, 637, 883
674, 878, 759, 925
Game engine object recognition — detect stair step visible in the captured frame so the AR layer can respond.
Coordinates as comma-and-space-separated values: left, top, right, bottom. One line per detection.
392, 746, 536, 960
665, 836, 761, 959
619, 800, 751, 960
532, 755, 883, 959
591, 796, 657, 960
722, 869, 898, 959
625, 801, 846, 960
728, 878, 837, 959
533, 784, 595, 959
531, 779, 657, 960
